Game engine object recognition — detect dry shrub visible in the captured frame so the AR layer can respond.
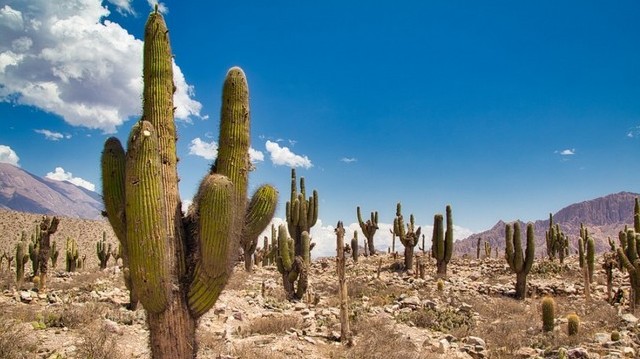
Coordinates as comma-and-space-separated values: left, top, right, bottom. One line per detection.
338, 316, 438, 359
76, 323, 125, 359
232, 344, 283, 359
237, 314, 303, 337
0, 318, 37, 359
42, 302, 107, 329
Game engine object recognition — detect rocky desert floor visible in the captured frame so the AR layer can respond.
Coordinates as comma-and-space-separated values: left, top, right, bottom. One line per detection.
1, 248, 639, 359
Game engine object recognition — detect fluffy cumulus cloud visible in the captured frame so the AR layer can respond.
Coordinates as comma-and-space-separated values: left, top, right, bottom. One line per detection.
0, 0, 200, 134
46, 167, 95, 191
265, 140, 312, 168
34, 128, 69, 141
147, 0, 168, 14
105, 0, 134, 15
255, 218, 474, 259
0, 145, 20, 167
189, 137, 264, 163
557, 148, 575, 156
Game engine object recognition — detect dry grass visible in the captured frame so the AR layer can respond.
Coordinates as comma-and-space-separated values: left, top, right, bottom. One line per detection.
76, 323, 125, 359
0, 318, 37, 359
237, 314, 304, 337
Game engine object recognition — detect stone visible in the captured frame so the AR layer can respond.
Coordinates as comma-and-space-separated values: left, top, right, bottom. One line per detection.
620, 313, 637, 324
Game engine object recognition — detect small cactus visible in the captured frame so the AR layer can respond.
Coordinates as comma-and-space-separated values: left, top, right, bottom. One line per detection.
97, 231, 112, 269
66, 237, 79, 272
566, 313, 579, 336
541, 296, 555, 332
611, 330, 620, 341
436, 278, 444, 292
15, 240, 29, 288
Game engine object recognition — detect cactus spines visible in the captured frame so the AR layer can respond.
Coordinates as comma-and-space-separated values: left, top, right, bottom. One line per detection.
357, 207, 378, 256
97, 232, 112, 269
541, 296, 555, 332
351, 231, 359, 262
394, 203, 421, 271
505, 222, 535, 300
567, 313, 580, 336
431, 205, 454, 276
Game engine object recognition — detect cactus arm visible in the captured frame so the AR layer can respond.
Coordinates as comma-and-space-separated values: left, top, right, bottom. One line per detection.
505, 224, 515, 270
512, 222, 524, 273
444, 205, 453, 263
101, 138, 127, 243
187, 174, 235, 317
125, 121, 171, 314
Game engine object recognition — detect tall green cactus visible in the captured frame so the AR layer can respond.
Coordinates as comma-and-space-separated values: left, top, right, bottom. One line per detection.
546, 214, 568, 263
505, 222, 535, 300
394, 203, 421, 271
28, 228, 40, 276
286, 168, 318, 257
275, 224, 309, 300
432, 205, 454, 276
357, 207, 378, 256
65, 237, 79, 272
100, 9, 276, 358
616, 226, 640, 309
578, 223, 595, 281
97, 232, 112, 269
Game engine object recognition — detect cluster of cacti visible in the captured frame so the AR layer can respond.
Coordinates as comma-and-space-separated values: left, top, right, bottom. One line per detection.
357, 207, 378, 256
431, 205, 454, 276
394, 202, 421, 271
545, 213, 569, 263
505, 221, 535, 300
541, 296, 555, 332
28, 228, 40, 276
615, 226, 640, 308
65, 237, 79, 272
96, 231, 112, 269
275, 224, 309, 300
286, 168, 318, 256
577, 223, 595, 282
100, 8, 277, 356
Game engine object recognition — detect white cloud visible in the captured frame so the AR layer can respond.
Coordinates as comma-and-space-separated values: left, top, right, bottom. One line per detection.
0, 145, 20, 167
340, 157, 357, 163
189, 138, 217, 160
147, 0, 168, 14
265, 140, 312, 168
181, 199, 193, 214
256, 217, 474, 259
0, 0, 200, 134
559, 149, 575, 156
189, 137, 264, 163
627, 126, 640, 138
46, 167, 95, 191
35, 128, 69, 141
105, 0, 134, 15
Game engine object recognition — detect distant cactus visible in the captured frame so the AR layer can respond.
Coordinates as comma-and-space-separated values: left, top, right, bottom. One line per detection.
546, 214, 569, 263
50, 240, 59, 269
484, 241, 491, 258
616, 229, 640, 308
505, 222, 535, 300
432, 205, 454, 276
335, 221, 351, 344
476, 237, 481, 259
389, 228, 396, 254
541, 296, 555, 332
97, 232, 112, 269
394, 203, 421, 271
28, 229, 40, 276
566, 313, 579, 336
35, 215, 59, 290
351, 231, 359, 262
286, 168, 318, 258
275, 224, 309, 300
65, 237, 79, 272
357, 207, 378, 256
15, 240, 29, 288
578, 224, 595, 282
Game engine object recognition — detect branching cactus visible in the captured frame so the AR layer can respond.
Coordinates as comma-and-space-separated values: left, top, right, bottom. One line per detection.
286, 168, 318, 258
97, 232, 112, 269
36, 215, 59, 290
616, 230, 640, 309
394, 203, 421, 271
100, 9, 277, 357
15, 241, 29, 288
578, 224, 595, 281
65, 237, 79, 272
505, 222, 535, 300
546, 214, 569, 263
357, 207, 378, 256
275, 224, 309, 300
432, 205, 454, 276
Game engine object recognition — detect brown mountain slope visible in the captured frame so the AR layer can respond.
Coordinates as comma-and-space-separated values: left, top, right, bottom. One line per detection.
455, 191, 638, 257
0, 163, 103, 220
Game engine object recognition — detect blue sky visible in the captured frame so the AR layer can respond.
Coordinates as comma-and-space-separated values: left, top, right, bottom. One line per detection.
1, 0, 639, 256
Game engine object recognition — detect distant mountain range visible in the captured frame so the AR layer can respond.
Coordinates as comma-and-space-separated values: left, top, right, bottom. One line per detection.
455, 191, 639, 256
0, 163, 103, 220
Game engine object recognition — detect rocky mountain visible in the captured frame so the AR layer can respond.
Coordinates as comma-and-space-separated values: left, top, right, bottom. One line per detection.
0, 163, 103, 220
455, 191, 639, 257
